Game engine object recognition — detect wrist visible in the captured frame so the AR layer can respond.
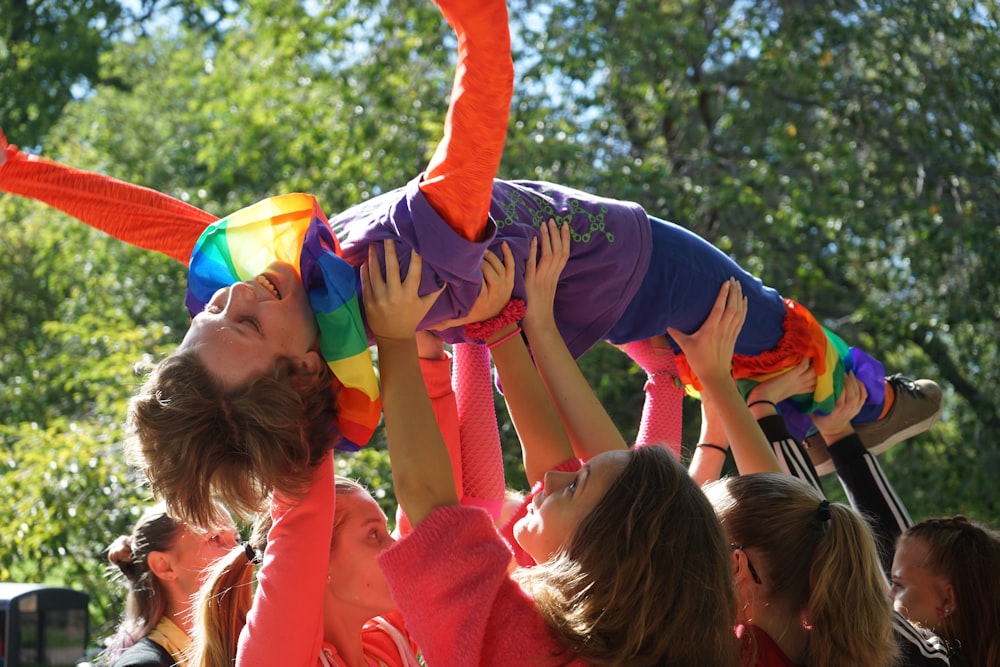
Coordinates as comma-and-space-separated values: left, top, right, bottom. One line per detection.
816, 425, 855, 445
485, 322, 521, 348
464, 298, 526, 343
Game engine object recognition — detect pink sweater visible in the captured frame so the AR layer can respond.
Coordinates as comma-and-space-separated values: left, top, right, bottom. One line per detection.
378, 505, 591, 666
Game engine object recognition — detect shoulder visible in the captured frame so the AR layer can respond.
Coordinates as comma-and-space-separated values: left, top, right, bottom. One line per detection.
892, 612, 951, 666
111, 638, 173, 667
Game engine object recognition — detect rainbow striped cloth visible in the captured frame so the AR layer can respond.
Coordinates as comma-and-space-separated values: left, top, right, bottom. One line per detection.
185, 193, 380, 450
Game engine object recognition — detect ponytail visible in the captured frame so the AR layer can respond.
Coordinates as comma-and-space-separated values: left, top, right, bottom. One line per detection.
806, 501, 896, 667
186, 513, 270, 667
706, 473, 896, 667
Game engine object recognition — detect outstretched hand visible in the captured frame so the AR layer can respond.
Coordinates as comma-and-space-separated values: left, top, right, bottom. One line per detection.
523, 219, 570, 335
668, 278, 747, 383
810, 371, 868, 445
362, 239, 445, 341
430, 242, 515, 330
748, 356, 817, 405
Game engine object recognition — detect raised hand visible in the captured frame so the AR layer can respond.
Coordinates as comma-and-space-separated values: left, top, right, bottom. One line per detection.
431, 242, 515, 331
522, 219, 571, 336
362, 239, 445, 342
667, 277, 747, 385
811, 371, 869, 445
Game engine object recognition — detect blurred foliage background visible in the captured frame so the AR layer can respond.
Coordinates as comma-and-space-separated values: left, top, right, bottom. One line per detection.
2, 0, 998, 645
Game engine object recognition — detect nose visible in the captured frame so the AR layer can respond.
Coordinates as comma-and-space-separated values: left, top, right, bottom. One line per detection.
542, 470, 571, 493
223, 282, 257, 313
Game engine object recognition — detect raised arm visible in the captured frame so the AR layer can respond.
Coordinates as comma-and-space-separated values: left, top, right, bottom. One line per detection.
811, 373, 912, 573
669, 279, 780, 475
518, 219, 628, 461
482, 238, 577, 486
363, 240, 456, 526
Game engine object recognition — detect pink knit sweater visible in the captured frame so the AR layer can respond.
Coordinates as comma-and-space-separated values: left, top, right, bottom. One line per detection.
378, 505, 591, 666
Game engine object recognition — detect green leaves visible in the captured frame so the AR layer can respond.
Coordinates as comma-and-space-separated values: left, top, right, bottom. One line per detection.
2, 0, 999, 642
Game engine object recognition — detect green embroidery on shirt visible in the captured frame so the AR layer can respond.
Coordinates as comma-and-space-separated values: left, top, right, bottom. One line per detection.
494, 189, 615, 243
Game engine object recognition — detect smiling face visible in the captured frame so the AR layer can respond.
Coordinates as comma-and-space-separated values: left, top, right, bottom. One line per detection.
179, 261, 321, 389
324, 490, 398, 627
513, 449, 630, 563
890, 536, 954, 630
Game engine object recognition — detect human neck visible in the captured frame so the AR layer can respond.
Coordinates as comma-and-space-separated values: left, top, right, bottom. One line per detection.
162, 600, 193, 636
746, 597, 809, 664
325, 616, 369, 667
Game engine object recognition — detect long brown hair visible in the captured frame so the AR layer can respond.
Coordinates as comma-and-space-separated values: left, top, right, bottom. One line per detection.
126, 348, 338, 526
515, 446, 739, 667
706, 473, 897, 667
102, 503, 185, 663
901, 516, 1000, 667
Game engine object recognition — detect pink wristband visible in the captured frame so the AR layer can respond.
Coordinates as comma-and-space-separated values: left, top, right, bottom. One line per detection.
465, 298, 526, 342
487, 327, 522, 349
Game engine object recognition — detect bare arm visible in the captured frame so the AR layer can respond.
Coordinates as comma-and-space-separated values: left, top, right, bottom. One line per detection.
669, 279, 780, 475
363, 240, 456, 527
520, 220, 628, 460
481, 240, 576, 486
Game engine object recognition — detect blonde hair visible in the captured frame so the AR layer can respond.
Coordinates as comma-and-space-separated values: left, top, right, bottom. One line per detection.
705, 473, 897, 667
126, 349, 338, 526
901, 516, 1000, 666
514, 446, 739, 666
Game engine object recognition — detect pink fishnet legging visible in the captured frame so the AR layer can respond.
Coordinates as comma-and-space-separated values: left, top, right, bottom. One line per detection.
621, 339, 685, 459
452, 343, 505, 520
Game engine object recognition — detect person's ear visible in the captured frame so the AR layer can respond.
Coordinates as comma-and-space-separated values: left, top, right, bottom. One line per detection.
940, 582, 956, 617
732, 548, 756, 587
290, 351, 325, 390
146, 551, 177, 582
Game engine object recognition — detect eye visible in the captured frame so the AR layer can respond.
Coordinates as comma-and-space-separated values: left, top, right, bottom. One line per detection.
204, 304, 222, 314
241, 317, 262, 333
567, 478, 578, 494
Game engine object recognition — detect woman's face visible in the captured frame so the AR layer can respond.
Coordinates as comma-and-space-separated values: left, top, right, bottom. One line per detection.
180, 261, 321, 388
514, 449, 629, 563
890, 536, 953, 630
167, 518, 241, 598
325, 491, 398, 623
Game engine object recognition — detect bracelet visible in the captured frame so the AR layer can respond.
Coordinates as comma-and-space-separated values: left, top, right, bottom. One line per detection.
465, 298, 526, 343
747, 399, 777, 411
696, 443, 729, 455
487, 327, 522, 349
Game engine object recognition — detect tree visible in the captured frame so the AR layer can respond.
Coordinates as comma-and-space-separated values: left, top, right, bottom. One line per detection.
3, 0, 999, 644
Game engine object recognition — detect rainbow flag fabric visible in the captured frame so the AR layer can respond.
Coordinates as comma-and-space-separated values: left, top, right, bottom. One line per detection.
185, 193, 380, 450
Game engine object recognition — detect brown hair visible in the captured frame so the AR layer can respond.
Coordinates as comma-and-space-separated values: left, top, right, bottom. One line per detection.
706, 473, 897, 667
515, 446, 739, 667
126, 348, 339, 526
102, 503, 185, 662
901, 516, 1000, 667
188, 477, 366, 667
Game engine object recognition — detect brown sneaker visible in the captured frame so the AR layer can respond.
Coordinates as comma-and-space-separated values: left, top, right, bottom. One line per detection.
803, 376, 943, 476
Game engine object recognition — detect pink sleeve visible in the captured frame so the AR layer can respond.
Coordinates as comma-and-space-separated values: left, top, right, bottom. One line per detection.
378, 506, 574, 666
453, 343, 505, 519
237, 456, 334, 667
